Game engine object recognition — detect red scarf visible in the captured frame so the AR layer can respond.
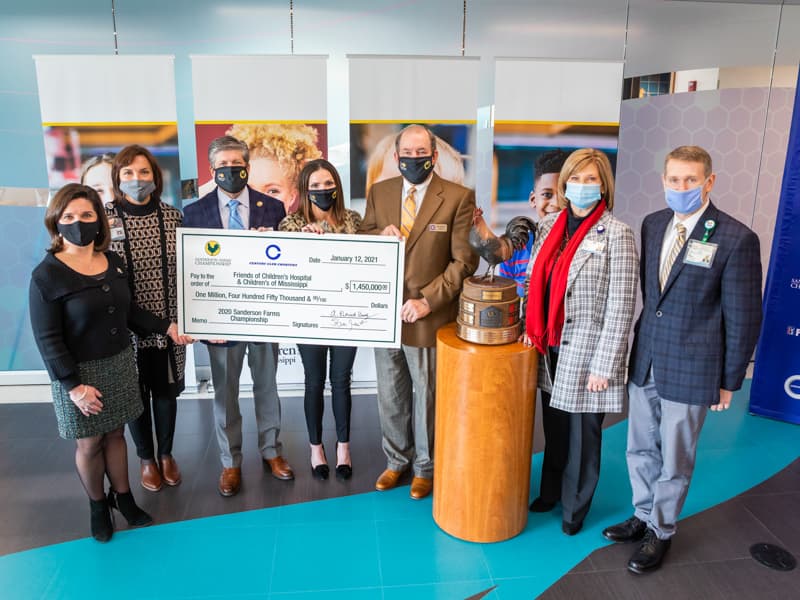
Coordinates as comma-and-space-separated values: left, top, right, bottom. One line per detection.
525, 202, 606, 354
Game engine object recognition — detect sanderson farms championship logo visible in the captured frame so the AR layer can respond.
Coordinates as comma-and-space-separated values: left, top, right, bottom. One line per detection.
205, 240, 221, 256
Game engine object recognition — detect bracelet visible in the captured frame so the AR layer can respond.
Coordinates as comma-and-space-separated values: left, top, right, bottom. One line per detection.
74, 385, 87, 402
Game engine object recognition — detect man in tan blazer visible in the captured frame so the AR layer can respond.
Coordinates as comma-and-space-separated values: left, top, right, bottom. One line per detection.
359, 124, 478, 499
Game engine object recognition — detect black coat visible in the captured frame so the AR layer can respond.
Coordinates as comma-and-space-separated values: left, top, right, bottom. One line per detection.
29, 251, 169, 390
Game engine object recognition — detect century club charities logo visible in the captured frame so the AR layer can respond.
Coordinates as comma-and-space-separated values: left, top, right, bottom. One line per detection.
786, 326, 800, 337
205, 240, 221, 256
785, 375, 800, 400
791, 277, 800, 290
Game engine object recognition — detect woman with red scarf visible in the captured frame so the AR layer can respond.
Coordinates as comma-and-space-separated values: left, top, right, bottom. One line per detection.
521, 148, 638, 535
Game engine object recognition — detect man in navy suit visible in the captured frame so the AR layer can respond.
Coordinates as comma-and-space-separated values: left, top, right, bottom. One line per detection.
183, 135, 294, 497
603, 146, 762, 573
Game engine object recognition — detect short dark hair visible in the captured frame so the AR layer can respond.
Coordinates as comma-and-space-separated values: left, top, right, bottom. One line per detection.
665, 145, 712, 177
534, 149, 570, 183
394, 124, 437, 154
208, 135, 249, 167
111, 145, 163, 203
45, 184, 111, 253
297, 159, 346, 225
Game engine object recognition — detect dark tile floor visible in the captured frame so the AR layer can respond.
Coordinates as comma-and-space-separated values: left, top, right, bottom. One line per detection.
542, 459, 800, 599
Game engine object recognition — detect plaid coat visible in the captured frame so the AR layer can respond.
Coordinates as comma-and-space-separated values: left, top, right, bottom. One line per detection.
629, 203, 762, 406
522, 209, 639, 413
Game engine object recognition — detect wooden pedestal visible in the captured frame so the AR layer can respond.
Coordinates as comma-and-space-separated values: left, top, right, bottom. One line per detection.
433, 323, 537, 543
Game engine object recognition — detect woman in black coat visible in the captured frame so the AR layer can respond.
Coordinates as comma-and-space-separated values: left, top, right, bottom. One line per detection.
29, 184, 188, 542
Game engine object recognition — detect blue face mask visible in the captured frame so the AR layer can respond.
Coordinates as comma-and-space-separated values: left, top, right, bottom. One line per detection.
564, 182, 602, 209
664, 183, 704, 214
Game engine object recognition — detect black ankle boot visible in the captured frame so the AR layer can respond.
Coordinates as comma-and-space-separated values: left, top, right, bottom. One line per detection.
108, 489, 153, 527
89, 497, 113, 542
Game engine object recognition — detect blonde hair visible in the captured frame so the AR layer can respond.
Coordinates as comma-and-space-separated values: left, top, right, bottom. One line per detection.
227, 123, 323, 187
557, 148, 615, 211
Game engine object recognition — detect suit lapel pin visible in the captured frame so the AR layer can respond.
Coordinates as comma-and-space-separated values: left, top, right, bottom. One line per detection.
702, 219, 716, 242
256, 201, 263, 207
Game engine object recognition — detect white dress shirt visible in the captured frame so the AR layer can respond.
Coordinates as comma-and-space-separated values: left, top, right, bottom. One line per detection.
659, 200, 708, 272
217, 186, 251, 230
401, 171, 434, 215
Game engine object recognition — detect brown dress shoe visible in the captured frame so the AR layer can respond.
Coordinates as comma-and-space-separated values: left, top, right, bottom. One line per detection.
264, 456, 295, 480
159, 456, 182, 487
375, 468, 403, 491
410, 476, 433, 500
218, 467, 241, 497
140, 461, 162, 492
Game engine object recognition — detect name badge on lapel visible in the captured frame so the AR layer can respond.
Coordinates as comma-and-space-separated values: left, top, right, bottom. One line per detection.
429, 224, 448, 232
108, 216, 126, 242
580, 239, 606, 255
683, 239, 718, 268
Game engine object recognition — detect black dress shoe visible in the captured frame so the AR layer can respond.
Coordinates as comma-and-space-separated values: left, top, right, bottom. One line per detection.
529, 497, 557, 513
335, 464, 352, 481
628, 529, 671, 574
562, 520, 583, 536
603, 516, 647, 543
311, 464, 330, 480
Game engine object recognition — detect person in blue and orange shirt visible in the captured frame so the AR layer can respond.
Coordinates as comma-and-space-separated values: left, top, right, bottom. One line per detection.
499, 149, 570, 296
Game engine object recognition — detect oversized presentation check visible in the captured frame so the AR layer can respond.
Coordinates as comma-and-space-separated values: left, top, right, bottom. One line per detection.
176, 228, 404, 348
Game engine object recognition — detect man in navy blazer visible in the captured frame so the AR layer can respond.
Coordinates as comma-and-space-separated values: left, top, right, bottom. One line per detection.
603, 146, 762, 573
183, 135, 293, 497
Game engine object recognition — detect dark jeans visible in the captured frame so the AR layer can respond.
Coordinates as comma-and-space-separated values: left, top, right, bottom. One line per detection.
128, 348, 177, 461
539, 348, 605, 525
297, 344, 357, 445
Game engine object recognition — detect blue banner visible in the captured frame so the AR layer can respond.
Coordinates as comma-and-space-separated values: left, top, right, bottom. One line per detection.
749, 70, 800, 425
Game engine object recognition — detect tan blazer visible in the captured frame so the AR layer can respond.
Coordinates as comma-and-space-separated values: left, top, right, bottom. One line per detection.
359, 173, 478, 347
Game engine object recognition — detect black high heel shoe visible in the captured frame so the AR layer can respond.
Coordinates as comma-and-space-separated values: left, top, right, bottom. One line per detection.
335, 443, 352, 481
107, 489, 153, 527
89, 497, 113, 542
311, 445, 329, 480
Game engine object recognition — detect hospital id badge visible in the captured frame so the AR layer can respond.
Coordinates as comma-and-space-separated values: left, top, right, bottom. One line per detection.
581, 239, 606, 255
109, 216, 126, 241
683, 239, 717, 268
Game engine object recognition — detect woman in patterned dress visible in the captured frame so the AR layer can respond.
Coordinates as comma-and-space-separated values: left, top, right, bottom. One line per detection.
107, 145, 189, 492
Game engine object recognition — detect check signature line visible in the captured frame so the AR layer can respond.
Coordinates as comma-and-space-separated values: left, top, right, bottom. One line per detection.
319, 327, 385, 332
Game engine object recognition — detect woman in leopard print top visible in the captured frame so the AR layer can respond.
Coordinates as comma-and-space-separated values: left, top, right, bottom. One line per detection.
279, 159, 361, 481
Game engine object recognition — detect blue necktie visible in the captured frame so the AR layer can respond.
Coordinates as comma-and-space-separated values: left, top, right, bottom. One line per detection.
228, 199, 244, 230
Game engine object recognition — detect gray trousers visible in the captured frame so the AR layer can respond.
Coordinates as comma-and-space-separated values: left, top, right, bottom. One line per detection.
208, 342, 283, 468
374, 345, 436, 478
627, 372, 707, 540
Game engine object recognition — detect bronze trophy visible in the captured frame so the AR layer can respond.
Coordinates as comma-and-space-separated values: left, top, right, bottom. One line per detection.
456, 209, 535, 345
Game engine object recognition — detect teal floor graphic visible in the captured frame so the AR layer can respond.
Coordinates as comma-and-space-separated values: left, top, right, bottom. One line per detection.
2, 382, 798, 599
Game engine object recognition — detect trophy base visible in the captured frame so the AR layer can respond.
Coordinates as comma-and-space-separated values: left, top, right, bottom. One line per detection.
456, 275, 521, 345
456, 320, 521, 345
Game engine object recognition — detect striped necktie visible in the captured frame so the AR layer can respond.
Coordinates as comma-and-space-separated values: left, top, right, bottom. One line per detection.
228, 199, 244, 230
660, 222, 686, 291
401, 186, 417, 238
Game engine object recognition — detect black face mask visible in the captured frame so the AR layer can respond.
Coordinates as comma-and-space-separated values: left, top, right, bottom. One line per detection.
398, 155, 434, 185
58, 220, 99, 247
214, 166, 249, 194
308, 188, 337, 212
